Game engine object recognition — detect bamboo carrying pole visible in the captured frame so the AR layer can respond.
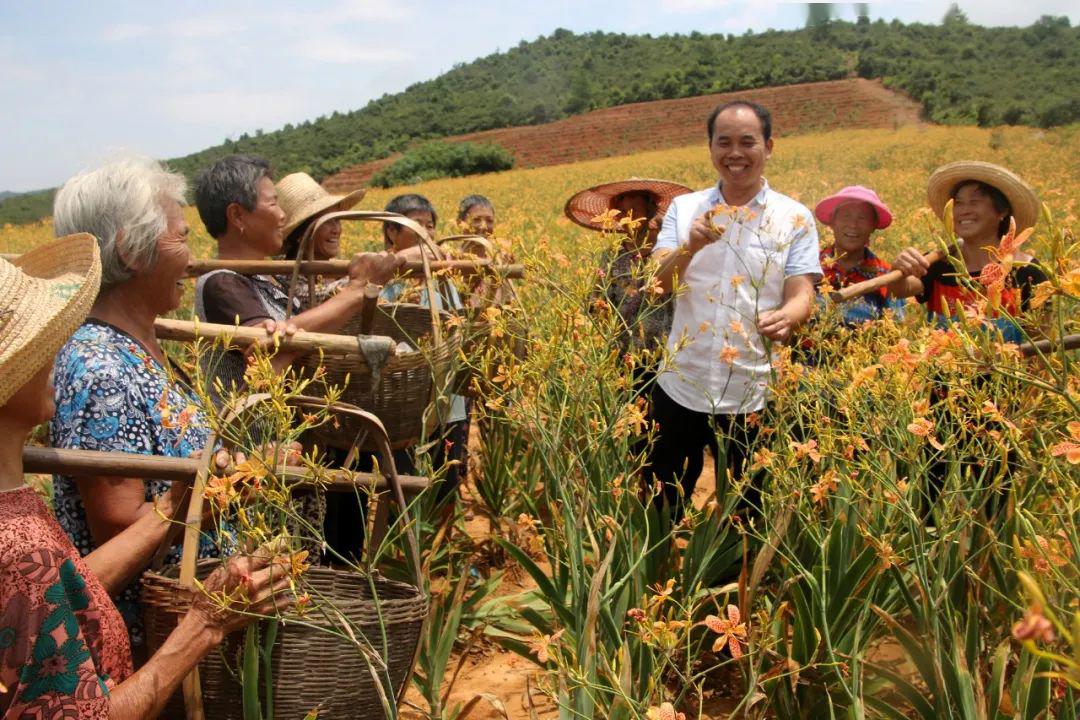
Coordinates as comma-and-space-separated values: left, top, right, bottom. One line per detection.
20, 446, 430, 493
1018, 333, 1080, 357
828, 248, 947, 303
152, 317, 396, 363
0, 253, 525, 279
184, 257, 525, 279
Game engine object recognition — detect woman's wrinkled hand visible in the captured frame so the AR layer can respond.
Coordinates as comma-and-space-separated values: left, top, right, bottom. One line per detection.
190, 553, 293, 639
348, 251, 404, 286
892, 247, 931, 278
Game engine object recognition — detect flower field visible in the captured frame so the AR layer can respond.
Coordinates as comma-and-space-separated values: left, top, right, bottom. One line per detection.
3, 122, 1079, 719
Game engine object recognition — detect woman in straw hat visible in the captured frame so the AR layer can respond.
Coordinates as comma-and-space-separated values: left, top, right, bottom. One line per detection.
0, 236, 290, 718
565, 179, 691, 367
276, 171, 366, 306
891, 161, 1048, 344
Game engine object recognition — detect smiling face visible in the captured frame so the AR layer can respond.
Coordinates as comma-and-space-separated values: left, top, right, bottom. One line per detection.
462, 204, 495, 238
709, 106, 773, 199
130, 196, 191, 315
387, 210, 435, 251
951, 182, 1009, 243
310, 213, 342, 260
829, 201, 877, 257
237, 176, 286, 255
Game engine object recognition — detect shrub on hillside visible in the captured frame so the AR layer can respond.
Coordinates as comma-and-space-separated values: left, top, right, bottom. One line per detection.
369, 142, 514, 188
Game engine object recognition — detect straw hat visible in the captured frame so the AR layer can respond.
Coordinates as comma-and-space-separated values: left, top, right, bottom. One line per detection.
927, 161, 1040, 233
0, 234, 101, 406
564, 178, 693, 231
277, 172, 366, 240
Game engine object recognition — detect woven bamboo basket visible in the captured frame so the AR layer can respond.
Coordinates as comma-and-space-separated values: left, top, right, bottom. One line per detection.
143, 564, 426, 719
288, 210, 461, 450
141, 395, 428, 720
299, 302, 458, 449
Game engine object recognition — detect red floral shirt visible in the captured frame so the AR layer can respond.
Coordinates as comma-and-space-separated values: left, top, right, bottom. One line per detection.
820, 245, 893, 324
0, 486, 132, 718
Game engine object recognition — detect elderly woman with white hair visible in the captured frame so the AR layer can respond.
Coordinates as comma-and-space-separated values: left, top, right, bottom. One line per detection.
48, 157, 255, 660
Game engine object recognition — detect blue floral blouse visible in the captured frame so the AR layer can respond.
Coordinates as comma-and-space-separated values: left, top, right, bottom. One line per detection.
49, 320, 219, 648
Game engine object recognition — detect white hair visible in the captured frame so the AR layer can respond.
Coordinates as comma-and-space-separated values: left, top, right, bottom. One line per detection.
53, 157, 187, 292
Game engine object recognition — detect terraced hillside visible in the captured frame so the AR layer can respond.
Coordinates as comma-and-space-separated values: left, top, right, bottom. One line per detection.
323, 78, 920, 191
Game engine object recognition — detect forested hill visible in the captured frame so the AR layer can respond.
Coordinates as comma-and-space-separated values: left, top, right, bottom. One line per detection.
2, 15, 1076, 224
166, 16, 1076, 181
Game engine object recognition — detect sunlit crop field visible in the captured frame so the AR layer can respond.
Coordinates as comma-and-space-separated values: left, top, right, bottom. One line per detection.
4, 123, 1079, 719
3, 125, 1078, 267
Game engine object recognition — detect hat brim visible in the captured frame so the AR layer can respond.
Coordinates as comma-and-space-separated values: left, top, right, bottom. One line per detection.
1, 234, 101, 406
564, 179, 693, 231
814, 196, 892, 230
927, 161, 1040, 233
282, 187, 366, 240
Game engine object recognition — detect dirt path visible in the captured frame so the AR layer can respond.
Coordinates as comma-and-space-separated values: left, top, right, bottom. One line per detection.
408, 426, 725, 719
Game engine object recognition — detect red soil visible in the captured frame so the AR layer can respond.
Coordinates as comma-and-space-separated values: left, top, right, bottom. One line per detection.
323, 78, 921, 191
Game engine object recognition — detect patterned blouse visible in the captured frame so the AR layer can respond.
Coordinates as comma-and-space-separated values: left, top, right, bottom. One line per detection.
0, 485, 133, 718
917, 258, 1047, 344
49, 320, 218, 648
820, 245, 898, 325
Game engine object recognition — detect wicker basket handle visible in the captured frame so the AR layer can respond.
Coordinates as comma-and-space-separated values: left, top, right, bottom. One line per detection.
164, 392, 423, 720
285, 210, 446, 348
165, 393, 423, 588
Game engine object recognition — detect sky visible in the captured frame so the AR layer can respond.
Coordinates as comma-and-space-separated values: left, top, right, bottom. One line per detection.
1, 1, 1076, 192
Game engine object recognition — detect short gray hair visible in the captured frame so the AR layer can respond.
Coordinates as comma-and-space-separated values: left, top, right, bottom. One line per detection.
194, 155, 273, 238
54, 157, 187, 292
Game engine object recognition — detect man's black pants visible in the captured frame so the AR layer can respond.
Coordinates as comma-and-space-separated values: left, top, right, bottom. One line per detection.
644, 384, 760, 519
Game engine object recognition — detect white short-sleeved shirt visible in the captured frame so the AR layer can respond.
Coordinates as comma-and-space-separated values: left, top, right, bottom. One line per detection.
652, 180, 822, 415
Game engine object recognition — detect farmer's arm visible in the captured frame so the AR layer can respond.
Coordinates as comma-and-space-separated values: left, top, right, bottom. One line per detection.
887, 247, 928, 298
245, 251, 403, 369
758, 274, 817, 342
80, 478, 186, 594
107, 555, 289, 720
757, 214, 822, 342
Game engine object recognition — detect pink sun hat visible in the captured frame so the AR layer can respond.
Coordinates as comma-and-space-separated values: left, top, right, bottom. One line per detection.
814, 185, 893, 230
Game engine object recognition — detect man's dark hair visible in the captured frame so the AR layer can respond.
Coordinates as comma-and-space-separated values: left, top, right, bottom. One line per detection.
706, 101, 773, 144
383, 193, 437, 244
194, 155, 273, 238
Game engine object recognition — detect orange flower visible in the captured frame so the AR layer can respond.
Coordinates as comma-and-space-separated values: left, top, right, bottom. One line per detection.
527, 629, 564, 664
1049, 421, 1080, 464
907, 417, 944, 450
881, 339, 920, 371
791, 439, 821, 463
646, 702, 686, 720
810, 470, 839, 506
203, 474, 238, 510
702, 604, 748, 659
719, 344, 739, 366
1012, 606, 1055, 643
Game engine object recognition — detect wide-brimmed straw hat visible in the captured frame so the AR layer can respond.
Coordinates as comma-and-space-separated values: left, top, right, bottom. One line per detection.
0, 234, 101, 406
927, 161, 1040, 232
814, 185, 893, 230
277, 172, 366, 240
564, 178, 693, 231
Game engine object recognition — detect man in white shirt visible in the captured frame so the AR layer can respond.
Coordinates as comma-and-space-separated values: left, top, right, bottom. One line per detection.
648, 101, 822, 517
